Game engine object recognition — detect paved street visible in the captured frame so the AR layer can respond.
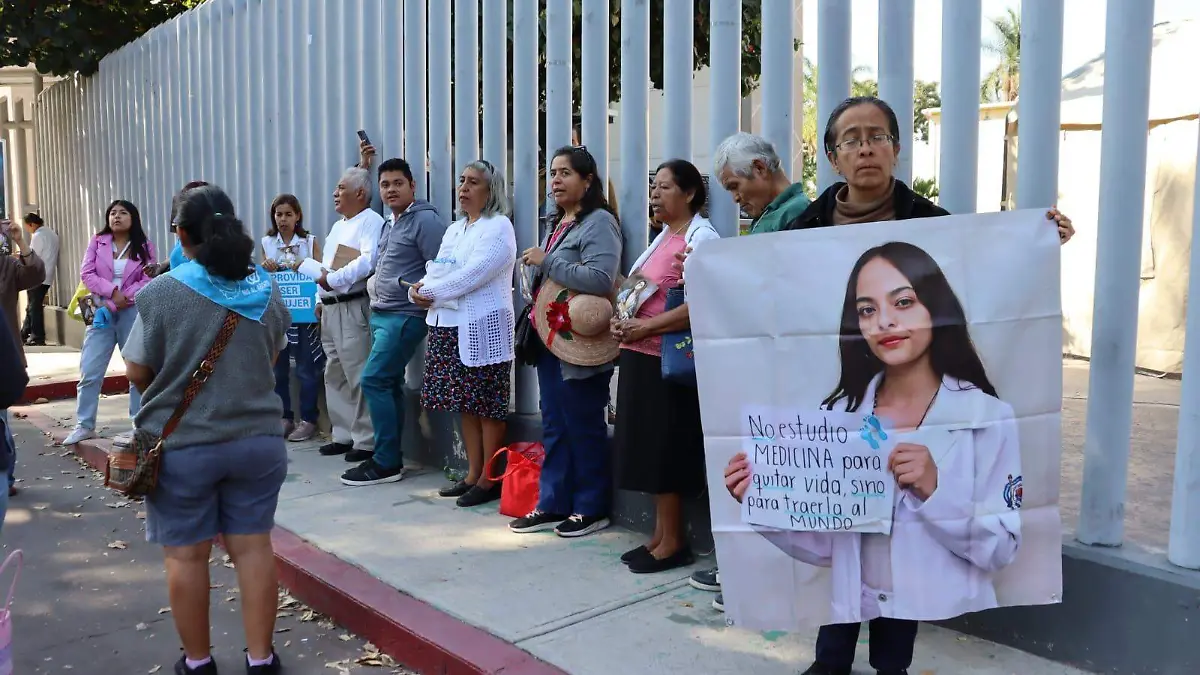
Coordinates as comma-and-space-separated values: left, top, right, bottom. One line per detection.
4, 416, 410, 675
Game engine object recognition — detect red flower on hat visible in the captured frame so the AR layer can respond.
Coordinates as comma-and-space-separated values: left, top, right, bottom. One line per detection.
545, 288, 574, 345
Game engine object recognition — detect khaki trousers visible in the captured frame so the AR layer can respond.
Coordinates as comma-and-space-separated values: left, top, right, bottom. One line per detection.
320, 296, 374, 451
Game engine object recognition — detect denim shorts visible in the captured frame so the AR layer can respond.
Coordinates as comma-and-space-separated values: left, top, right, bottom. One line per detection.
145, 435, 288, 547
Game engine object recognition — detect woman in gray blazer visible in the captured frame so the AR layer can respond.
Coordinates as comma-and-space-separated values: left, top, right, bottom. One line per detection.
515, 146, 623, 538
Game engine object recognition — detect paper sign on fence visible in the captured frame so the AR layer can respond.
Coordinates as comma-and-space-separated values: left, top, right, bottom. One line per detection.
742, 408, 894, 535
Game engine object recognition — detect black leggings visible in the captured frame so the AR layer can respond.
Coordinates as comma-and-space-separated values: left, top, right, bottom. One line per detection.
815, 618, 918, 671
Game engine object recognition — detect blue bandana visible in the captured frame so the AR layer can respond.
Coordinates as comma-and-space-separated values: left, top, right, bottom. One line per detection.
168, 240, 189, 269
167, 262, 274, 322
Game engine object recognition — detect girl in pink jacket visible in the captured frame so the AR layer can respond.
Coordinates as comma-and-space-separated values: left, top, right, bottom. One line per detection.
63, 200, 157, 446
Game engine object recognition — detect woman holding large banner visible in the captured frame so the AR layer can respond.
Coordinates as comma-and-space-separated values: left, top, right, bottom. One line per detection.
714, 96, 1075, 675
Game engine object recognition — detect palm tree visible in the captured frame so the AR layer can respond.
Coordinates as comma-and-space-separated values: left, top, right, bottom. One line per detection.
982, 7, 1021, 103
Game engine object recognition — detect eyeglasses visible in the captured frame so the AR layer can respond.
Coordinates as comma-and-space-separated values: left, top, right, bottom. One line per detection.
834, 134, 895, 153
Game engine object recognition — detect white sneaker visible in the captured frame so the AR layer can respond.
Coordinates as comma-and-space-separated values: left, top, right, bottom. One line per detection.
62, 427, 97, 446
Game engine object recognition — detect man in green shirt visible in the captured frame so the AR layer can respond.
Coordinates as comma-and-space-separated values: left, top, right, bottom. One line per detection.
712, 132, 810, 235
681, 132, 809, 613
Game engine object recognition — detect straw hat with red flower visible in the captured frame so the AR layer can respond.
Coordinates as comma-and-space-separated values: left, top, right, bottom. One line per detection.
532, 278, 620, 367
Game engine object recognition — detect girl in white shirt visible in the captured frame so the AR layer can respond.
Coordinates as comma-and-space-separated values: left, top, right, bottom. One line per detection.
262, 194, 324, 442
410, 161, 517, 508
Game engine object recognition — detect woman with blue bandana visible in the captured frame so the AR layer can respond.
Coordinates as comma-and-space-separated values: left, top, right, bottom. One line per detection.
121, 184, 291, 675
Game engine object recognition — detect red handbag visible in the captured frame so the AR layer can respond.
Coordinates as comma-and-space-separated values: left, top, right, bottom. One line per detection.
485, 442, 546, 518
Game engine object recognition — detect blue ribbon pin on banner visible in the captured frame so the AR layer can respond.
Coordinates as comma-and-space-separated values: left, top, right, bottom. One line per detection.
859, 414, 888, 450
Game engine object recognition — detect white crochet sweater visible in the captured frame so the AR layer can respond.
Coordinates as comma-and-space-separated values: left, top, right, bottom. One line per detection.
417, 213, 517, 367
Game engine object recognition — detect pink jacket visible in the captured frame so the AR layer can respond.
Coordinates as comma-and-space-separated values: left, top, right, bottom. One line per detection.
80, 233, 158, 312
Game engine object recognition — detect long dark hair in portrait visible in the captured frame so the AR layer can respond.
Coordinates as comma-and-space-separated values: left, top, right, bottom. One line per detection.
822, 241, 997, 412
101, 199, 153, 264
175, 185, 256, 281
551, 145, 614, 225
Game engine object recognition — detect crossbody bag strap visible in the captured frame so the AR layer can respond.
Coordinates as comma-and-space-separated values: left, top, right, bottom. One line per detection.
160, 311, 241, 440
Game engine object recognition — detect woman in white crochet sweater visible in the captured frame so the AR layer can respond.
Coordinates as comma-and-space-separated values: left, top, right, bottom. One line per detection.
411, 160, 517, 508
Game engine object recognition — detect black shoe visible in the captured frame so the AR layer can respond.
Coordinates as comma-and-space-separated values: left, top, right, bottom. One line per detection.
340, 459, 406, 486
245, 649, 283, 674
438, 480, 472, 498
456, 484, 501, 508
554, 513, 611, 538
876, 670, 908, 675
628, 547, 695, 574
799, 664, 851, 675
319, 442, 352, 456
712, 593, 724, 612
23, 338, 45, 347
174, 656, 219, 675
689, 566, 720, 592
344, 449, 374, 463
509, 509, 568, 533
620, 545, 650, 565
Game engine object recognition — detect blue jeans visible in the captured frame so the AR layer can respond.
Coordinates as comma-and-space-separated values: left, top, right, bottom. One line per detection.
535, 350, 613, 517
1, 410, 13, 489
76, 306, 141, 430
361, 311, 428, 470
274, 325, 323, 423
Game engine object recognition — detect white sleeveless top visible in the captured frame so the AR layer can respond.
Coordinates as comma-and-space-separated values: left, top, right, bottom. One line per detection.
261, 233, 316, 265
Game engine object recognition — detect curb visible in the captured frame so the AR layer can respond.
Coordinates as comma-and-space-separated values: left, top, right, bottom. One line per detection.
12, 405, 568, 675
19, 374, 129, 405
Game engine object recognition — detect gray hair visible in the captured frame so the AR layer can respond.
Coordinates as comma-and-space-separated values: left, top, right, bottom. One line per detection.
339, 167, 371, 197
712, 132, 784, 178
461, 160, 511, 218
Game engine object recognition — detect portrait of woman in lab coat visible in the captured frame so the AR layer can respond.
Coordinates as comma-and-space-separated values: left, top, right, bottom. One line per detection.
724, 241, 1022, 633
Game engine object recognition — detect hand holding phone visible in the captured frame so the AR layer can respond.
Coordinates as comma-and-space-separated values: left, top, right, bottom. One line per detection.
356, 129, 371, 145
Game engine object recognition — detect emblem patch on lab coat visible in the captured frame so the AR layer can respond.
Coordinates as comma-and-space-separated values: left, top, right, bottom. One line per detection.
1003, 474, 1023, 510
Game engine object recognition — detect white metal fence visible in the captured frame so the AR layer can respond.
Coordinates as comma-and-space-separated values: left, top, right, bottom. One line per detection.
31, 0, 1200, 566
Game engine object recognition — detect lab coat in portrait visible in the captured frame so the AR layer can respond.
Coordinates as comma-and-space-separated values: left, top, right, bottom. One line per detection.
757, 374, 1022, 624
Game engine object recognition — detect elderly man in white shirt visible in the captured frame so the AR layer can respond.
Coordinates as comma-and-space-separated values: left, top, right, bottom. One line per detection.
301, 167, 385, 461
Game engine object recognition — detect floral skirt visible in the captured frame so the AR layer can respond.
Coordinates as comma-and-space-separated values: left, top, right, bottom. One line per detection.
421, 326, 512, 421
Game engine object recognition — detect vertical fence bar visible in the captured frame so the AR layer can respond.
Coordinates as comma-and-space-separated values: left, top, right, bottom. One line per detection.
379, 0, 404, 166
1169, 112, 1200, 569
1015, 0, 1064, 210
938, 0, 981, 214
512, 0, 540, 416
582, 0, 611, 192
619, 0, 650, 268
404, 0, 428, 199
878, 0, 914, 185
816, 0, 851, 192
708, 0, 741, 239
545, 0, 573, 174
662, 0, 693, 161
1077, 0, 1157, 547
301, 0, 321, 227
428, 0, 453, 222
362, 0, 385, 199
482, 0, 507, 170
454, 0, 480, 171
761, 0, 792, 172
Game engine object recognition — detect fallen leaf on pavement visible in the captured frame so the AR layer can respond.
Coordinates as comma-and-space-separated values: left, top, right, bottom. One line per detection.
108, 541, 128, 550
148, 667, 161, 674
157, 607, 171, 614
338, 634, 351, 642
136, 623, 148, 631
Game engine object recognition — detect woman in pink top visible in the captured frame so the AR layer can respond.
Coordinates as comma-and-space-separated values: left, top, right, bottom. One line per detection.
63, 200, 157, 446
610, 159, 720, 574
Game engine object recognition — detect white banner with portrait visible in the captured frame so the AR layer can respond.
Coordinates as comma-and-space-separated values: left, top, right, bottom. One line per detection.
688, 209, 1063, 631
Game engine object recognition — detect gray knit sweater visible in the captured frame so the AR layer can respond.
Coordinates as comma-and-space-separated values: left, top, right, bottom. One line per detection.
124, 275, 292, 451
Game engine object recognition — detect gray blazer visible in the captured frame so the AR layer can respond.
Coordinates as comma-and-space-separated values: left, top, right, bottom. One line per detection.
538, 207, 623, 380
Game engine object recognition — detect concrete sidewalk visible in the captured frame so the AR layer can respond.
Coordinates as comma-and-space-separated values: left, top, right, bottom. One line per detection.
16, 394, 1098, 674
20, 344, 128, 404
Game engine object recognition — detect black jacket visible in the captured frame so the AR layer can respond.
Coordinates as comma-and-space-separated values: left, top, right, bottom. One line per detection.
0, 327, 27, 473
783, 179, 949, 231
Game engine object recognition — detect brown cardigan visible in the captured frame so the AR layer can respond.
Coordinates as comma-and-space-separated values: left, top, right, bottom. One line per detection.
1, 250, 46, 366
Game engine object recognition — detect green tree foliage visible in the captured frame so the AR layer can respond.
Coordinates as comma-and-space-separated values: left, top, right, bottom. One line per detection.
981, 7, 1021, 103
528, 0, 769, 117
0, 1, 206, 76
